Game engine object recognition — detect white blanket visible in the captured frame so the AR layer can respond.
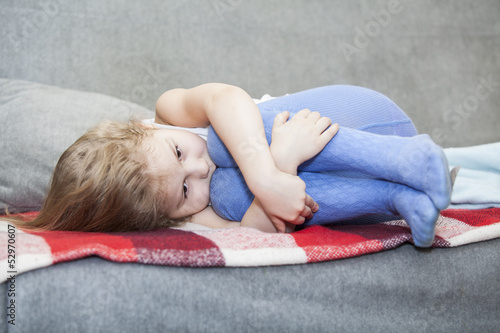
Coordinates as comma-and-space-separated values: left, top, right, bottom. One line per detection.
444, 142, 500, 209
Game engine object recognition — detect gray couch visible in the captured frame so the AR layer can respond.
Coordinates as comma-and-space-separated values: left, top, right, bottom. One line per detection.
1, 1, 499, 332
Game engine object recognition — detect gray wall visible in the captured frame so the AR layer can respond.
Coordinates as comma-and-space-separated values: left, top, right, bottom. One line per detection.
1, 0, 499, 147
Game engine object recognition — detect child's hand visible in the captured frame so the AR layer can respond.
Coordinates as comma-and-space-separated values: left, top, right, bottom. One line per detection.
270, 109, 339, 173
255, 109, 336, 230
253, 168, 319, 232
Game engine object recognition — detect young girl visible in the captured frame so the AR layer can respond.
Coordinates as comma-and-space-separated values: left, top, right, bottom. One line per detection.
17, 83, 451, 248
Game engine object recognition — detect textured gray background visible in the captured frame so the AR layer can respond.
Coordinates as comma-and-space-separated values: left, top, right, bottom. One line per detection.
1, 0, 499, 147
4, 240, 500, 333
1, 1, 500, 332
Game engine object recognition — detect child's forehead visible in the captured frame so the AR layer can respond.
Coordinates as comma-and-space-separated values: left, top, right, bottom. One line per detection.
148, 129, 177, 147
153, 128, 186, 139
143, 132, 166, 155
153, 128, 206, 146
141, 137, 174, 179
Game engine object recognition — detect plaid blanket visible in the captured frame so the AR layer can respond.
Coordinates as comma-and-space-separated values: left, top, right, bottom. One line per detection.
2, 208, 500, 283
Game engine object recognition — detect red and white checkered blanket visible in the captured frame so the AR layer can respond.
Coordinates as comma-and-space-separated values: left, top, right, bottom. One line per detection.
2, 208, 500, 283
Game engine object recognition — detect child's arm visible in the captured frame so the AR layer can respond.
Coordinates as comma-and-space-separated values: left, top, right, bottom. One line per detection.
191, 109, 338, 234
155, 83, 316, 227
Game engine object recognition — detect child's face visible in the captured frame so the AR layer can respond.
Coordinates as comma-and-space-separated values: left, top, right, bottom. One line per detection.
144, 129, 216, 219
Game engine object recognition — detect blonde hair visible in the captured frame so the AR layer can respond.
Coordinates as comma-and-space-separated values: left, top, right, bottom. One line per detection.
13, 120, 184, 232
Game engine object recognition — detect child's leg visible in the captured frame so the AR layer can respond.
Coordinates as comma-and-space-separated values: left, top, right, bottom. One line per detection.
297, 127, 452, 210
256, 86, 450, 209
210, 167, 253, 222
208, 85, 451, 210
210, 168, 438, 247
301, 171, 438, 248
257, 85, 418, 137
208, 85, 417, 167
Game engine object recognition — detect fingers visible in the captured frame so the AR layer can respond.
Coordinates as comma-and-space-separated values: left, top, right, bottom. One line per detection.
289, 214, 306, 226
272, 111, 290, 130
271, 194, 318, 233
293, 110, 333, 134
305, 194, 319, 213
271, 217, 288, 234
306, 110, 321, 122
296, 109, 311, 118
298, 194, 317, 221
316, 116, 332, 130
290, 194, 318, 226
297, 109, 321, 123
301, 205, 314, 220
309, 114, 336, 148
319, 123, 339, 146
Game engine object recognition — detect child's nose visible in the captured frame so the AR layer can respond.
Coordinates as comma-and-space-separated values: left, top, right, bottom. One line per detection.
186, 158, 209, 179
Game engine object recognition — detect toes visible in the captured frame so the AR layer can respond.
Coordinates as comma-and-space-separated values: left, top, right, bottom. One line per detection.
427, 146, 452, 210
395, 189, 439, 248
410, 196, 439, 248
412, 135, 452, 211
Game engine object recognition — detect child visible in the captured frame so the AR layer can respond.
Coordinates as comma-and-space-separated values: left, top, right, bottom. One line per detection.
18, 83, 451, 248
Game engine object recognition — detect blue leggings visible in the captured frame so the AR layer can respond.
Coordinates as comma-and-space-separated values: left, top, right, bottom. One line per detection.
207, 85, 448, 232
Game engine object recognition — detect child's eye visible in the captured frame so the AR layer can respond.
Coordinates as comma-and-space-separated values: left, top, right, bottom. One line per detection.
183, 182, 188, 198
176, 146, 182, 159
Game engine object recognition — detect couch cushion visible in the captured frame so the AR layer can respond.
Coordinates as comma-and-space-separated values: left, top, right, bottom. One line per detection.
0, 79, 154, 213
